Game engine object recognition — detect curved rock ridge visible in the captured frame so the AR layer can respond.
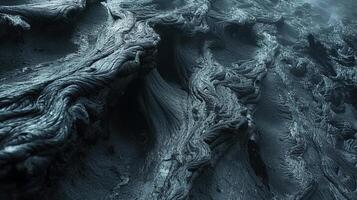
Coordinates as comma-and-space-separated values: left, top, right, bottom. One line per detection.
0, 0, 356, 200
0, 3, 159, 196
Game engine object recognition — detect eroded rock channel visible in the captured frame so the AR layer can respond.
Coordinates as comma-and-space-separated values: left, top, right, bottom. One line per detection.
0, 0, 356, 199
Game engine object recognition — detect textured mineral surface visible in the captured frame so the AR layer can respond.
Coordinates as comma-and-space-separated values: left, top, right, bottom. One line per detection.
0, 0, 356, 199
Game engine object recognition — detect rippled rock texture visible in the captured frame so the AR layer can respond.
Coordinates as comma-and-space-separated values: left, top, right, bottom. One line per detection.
0, 0, 356, 199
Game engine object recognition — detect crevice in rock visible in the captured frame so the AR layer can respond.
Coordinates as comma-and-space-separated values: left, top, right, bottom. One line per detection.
42, 78, 153, 200
247, 139, 270, 189
210, 23, 258, 66
107, 79, 153, 150
307, 34, 337, 76
155, 26, 186, 89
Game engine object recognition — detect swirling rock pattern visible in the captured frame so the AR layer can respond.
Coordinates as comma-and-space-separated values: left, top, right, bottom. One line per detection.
0, 0, 356, 200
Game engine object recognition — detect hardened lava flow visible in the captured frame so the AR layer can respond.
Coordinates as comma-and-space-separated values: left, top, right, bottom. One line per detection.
0, 0, 356, 200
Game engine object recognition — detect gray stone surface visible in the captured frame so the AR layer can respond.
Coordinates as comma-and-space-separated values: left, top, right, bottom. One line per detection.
0, 0, 356, 199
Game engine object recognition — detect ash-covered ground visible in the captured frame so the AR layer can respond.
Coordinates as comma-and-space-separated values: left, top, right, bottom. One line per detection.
0, 0, 356, 199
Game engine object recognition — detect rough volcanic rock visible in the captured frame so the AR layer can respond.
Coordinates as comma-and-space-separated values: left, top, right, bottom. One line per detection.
0, 0, 356, 200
